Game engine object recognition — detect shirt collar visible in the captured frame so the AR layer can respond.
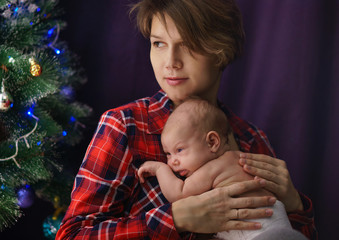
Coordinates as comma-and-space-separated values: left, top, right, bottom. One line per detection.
218, 101, 255, 152
147, 90, 173, 134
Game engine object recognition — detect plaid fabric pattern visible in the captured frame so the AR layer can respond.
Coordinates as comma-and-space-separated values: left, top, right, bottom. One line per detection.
56, 90, 316, 240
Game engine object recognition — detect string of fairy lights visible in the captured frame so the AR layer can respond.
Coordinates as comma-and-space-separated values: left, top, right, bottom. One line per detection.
0, 112, 39, 168
0, 1, 69, 167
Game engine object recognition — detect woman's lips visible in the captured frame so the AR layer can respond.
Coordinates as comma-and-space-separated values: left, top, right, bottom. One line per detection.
165, 77, 188, 86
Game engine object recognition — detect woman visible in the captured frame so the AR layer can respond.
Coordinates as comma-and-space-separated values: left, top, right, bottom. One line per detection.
56, 0, 316, 239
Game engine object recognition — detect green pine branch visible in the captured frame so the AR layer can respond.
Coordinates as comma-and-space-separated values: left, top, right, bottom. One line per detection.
0, 0, 92, 231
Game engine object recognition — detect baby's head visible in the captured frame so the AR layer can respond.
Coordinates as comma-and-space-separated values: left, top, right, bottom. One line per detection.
161, 98, 231, 176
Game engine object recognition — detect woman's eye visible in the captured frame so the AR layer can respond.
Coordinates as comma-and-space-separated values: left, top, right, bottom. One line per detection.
153, 41, 165, 48
177, 148, 183, 153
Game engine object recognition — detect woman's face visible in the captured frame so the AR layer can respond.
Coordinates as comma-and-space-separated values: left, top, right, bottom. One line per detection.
150, 14, 222, 106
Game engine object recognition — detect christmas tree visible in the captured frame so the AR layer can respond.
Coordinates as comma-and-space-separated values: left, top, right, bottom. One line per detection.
0, 0, 91, 237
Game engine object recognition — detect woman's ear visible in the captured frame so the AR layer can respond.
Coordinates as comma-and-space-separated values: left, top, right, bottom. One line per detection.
206, 131, 220, 153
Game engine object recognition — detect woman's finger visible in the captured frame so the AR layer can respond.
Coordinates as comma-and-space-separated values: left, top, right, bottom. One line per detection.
240, 153, 284, 167
254, 176, 284, 196
233, 208, 273, 220
224, 220, 262, 230
223, 179, 266, 197
240, 158, 282, 175
230, 195, 276, 209
243, 164, 280, 182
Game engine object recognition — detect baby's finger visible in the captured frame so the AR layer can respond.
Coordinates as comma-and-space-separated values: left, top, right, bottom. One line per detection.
137, 169, 145, 182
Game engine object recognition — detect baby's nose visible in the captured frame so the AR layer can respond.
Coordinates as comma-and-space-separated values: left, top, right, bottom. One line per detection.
169, 158, 180, 167
172, 159, 180, 166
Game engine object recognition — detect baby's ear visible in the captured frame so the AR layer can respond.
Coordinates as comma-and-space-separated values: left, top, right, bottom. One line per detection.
206, 131, 220, 153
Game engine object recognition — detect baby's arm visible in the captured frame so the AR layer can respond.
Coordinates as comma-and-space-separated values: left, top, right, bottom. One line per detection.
138, 161, 182, 200
137, 161, 173, 183
138, 161, 215, 202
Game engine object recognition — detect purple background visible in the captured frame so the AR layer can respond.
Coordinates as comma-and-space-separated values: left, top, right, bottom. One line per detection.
1, 0, 338, 239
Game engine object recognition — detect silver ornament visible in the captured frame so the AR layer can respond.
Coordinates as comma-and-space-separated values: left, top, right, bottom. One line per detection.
0, 81, 13, 112
2, 9, 12, 19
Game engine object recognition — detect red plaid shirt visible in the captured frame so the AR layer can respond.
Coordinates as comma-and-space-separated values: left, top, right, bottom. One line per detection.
56, 90, 317, 240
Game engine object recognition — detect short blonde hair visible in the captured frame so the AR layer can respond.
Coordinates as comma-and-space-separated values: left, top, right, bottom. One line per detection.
130, 0, 245, 70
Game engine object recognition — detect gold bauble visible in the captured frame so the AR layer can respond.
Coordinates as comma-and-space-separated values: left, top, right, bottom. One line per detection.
30, 63, 42, 77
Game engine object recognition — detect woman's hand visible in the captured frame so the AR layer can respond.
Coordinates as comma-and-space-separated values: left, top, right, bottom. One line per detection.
172, 179, 276, 233
239, 153, 303, 212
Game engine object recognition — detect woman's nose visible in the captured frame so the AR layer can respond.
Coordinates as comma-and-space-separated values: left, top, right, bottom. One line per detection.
165, 47, 183, 70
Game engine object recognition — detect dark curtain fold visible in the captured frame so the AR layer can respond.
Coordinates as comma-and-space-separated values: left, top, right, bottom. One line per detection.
221, 3, 339, 240
1, 0, 337, 239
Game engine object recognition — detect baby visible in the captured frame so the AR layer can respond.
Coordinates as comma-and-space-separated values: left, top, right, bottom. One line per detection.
138, 98, 300, 240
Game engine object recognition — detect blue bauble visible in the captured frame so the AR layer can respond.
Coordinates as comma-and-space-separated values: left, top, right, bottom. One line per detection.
42, 214, 64, 240
16, 185, 35, 208
60, 86, 75, 101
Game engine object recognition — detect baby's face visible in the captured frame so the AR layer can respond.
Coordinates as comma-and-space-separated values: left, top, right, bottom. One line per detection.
161, 123, 214, 177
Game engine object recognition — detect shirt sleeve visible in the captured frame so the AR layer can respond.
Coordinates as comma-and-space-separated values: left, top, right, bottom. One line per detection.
249, 125, 318, 240
288, 192, 318, 240
56, 110, 183, 240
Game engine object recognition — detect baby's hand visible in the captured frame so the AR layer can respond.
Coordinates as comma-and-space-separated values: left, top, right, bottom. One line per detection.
137, 161, 164, 183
